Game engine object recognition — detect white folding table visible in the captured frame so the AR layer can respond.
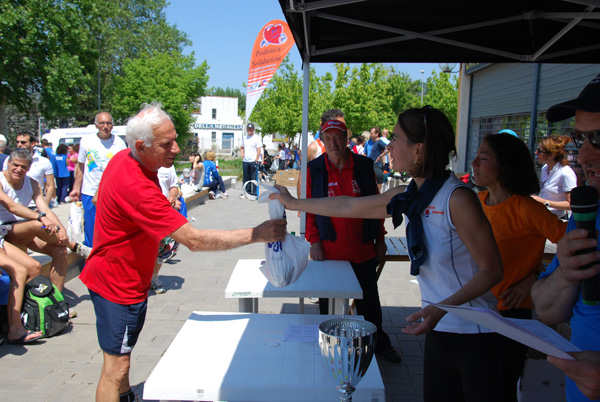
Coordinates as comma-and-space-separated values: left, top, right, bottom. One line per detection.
143, 311, 385, 402
225, 259, 363, 315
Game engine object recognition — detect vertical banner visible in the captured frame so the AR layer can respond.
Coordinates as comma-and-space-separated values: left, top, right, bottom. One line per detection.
245, 20, 295, 122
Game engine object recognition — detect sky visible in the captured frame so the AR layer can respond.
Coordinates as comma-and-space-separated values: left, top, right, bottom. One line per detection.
164, 1, 441, 91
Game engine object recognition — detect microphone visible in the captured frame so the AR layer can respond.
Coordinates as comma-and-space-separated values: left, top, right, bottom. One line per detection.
570, 185, 600, 305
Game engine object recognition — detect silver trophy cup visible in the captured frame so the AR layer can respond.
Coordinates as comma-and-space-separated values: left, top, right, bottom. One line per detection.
318, 318, 377, 402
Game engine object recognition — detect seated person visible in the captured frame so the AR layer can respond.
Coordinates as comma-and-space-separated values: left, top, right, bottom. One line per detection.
179, 168, 191, 184
0, 241, 44, 344
203, 150, 229, 199
188, 152, 204, 189
0, 149, 90, 292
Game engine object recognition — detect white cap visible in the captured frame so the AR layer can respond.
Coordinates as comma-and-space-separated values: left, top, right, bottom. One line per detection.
0, 134, 6, 143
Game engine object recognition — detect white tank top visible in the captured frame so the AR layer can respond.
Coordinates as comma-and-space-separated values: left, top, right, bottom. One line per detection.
417, 175, 498, 334
0, 173, 34, 223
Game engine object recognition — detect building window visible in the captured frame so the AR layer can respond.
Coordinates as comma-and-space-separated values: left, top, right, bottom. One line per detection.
467, 113, 531, 168
212, 108, 217, 119
212, 132, 216, 143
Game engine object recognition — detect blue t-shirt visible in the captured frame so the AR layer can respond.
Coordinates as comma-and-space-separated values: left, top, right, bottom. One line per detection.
540, 209, 600, 402
367, 139, 387, 168
203, 160, 218, 186
53, 154, 70, 178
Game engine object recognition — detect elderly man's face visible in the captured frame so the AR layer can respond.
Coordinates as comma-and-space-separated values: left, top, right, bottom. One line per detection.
95, 112, 113, 140
575, 111, 600, 197
7, 158, 30, 182
138, 119, 180, 172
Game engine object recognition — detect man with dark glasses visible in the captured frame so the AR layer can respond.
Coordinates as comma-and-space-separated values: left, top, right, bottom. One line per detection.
532, 73, 600, 402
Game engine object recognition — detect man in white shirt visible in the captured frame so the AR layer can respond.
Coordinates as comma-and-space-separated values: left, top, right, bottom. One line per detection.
240, 122, 262, 199
4, 132, 56, 206
68, 112, 127, 247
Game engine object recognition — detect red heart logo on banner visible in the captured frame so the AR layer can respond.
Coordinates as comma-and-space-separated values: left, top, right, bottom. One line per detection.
264, 24, 283, 44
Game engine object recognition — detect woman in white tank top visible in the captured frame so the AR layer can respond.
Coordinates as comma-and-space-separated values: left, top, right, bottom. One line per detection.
271, 106, 504, 402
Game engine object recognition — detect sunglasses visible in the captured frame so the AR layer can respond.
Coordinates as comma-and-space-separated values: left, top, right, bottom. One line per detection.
570, 128, 600, 149
535, 147, 549, 154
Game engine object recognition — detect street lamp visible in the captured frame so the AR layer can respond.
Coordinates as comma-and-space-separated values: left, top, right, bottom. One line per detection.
419, 70, 425, 106
439, 63, 460, 74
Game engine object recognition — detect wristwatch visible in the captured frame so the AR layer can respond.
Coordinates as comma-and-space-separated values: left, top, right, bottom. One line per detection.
544, 201, 550, 207
37, 212, 47, 221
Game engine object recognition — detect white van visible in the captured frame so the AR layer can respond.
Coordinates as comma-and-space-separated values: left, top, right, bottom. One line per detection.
41, 125, 127, 151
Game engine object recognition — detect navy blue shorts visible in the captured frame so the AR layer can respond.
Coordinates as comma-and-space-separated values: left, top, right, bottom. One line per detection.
89, 289, 147, 356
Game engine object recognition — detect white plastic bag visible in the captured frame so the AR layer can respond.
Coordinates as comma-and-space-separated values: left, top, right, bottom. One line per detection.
67, 202, 84, 244
258, 184, 310, 287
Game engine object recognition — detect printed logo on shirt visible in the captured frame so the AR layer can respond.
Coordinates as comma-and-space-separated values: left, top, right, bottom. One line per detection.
328, 189, 335, 198
425, 205, 445, 216
351, 179, 361, 194
328, 182, 338, 187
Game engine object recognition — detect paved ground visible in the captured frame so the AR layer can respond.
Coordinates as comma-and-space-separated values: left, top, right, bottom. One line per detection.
0, 183, 423, 402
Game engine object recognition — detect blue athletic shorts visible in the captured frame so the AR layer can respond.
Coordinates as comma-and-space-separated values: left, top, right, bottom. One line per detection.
89, 289, 147, 356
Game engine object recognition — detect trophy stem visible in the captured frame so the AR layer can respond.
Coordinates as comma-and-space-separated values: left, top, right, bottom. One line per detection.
338, 384, 356, 402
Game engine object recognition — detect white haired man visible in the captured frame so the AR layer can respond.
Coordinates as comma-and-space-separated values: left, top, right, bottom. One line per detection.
80, 102, 286, 402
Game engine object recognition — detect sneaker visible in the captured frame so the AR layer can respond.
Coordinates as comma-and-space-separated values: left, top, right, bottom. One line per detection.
208, 191, 215, 200
74, 243, 92, 259
151, 277, 166, 294
239, 194, 246, 199
171, 241, 179, 253
376, 347, 402, 364
221, 192, 230, 199
215, 193, 223, 199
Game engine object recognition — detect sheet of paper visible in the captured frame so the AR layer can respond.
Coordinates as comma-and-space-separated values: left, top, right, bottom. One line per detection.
282, 324, 318, 342
428, 302, 580, 360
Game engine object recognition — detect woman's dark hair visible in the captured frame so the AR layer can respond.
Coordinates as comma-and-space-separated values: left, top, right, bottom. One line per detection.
397, 105, 456, 178
483, 133, 540, 196
56, 144, 68, 155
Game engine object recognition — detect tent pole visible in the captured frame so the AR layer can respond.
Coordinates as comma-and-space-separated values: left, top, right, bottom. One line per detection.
300, 57, 310, 237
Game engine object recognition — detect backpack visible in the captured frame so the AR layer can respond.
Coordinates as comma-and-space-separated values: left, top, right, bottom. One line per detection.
21, 276, 70, 337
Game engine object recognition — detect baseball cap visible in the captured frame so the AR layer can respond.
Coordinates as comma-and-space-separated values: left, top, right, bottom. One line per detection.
547, 74, 600, 122
247, 122, 255, 129
0, 134, 6, 143
182, 168, 190, 177
321, 119, 347, 134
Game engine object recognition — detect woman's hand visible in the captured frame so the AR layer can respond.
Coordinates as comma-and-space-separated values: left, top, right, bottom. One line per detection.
402, 304, 446, 336
499, 273, 536, 309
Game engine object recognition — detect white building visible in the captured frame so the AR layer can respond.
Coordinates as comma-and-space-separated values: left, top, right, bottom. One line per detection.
191, 96, 244, 155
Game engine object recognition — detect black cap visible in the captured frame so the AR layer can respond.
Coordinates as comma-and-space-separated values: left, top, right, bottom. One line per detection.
247, 123, 255, 129
547, 74, 600, 122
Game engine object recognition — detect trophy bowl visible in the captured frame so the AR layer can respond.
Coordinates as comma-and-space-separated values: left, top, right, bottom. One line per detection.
318, 318, 377, 402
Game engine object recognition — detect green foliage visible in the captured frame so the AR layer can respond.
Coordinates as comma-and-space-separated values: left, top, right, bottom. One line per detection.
423, 70, 459, 129
112, 51, 209, 145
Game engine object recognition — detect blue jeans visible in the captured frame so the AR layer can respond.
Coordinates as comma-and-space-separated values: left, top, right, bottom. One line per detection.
81, 194, 96, 247
242, 161, 259, 196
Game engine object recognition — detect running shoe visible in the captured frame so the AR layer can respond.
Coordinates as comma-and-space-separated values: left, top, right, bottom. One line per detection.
208, 191, 215, 200
74, 243, 92, 259
151, 277, 166, 294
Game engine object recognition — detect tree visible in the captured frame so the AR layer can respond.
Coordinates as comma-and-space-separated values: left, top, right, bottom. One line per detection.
332, 63, 397, 134
112, 51, 209, 145
423, 70, 459, 129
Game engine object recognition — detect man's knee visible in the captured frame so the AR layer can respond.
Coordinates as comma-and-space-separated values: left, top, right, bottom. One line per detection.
102, 353, 131, 384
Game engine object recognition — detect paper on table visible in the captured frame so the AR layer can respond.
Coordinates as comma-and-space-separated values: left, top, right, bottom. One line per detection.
428, 302, 580, 360
282, 324, 318, 342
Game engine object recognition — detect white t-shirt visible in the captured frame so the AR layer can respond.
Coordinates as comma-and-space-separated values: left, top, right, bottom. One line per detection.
78, 134, 127, 196
2, 151, 53, 187
242, 134, 262, 163
157, 166, 178, 197
0, 173, 34, 223
540, 163, 577, 218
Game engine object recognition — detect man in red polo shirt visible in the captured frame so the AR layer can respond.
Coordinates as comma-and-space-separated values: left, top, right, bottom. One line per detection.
80, 102, 286, 402
305, 119, 401, 364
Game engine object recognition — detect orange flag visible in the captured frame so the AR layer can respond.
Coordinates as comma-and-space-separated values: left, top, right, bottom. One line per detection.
245, 20, 295, 122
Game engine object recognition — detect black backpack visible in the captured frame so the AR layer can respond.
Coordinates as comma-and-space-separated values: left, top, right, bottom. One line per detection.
21, 276, 70, 337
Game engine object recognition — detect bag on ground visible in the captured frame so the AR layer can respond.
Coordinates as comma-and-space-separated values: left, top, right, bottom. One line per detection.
67, 201, 84, 244
257, 184, 310, 287
21, 276, 70, 337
